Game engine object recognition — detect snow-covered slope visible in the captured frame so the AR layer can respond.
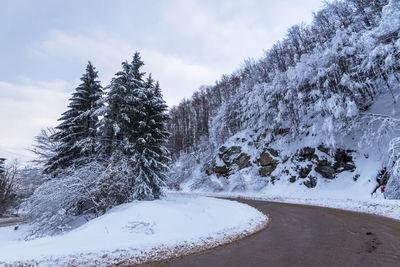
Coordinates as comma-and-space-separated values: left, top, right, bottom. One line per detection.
0, 195, 267, 266
167, 0, 400, 200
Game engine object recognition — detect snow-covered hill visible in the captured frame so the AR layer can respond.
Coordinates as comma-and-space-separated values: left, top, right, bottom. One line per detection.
167, 0, 400, 200
0, 195, 267, 266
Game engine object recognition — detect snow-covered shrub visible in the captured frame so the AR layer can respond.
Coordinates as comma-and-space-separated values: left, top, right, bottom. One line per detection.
17, 166, 48, 201
24, 160, 134, 237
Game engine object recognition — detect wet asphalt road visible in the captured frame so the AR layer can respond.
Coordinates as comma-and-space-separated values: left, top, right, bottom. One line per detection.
150, 199, 400, 267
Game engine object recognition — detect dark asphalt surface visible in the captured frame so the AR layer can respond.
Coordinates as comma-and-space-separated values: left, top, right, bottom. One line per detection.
150, 199, 400, 267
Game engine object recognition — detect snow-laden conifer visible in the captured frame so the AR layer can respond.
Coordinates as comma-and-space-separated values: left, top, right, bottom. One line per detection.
100, 52, 145, 157
44, 62, 103, 175
132, 75, 170, 200
100, 53, 170, 200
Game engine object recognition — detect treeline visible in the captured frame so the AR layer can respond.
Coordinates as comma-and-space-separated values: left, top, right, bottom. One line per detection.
167, 0, 399, 156
168, 74, 240, 155
25, 52, 170, 236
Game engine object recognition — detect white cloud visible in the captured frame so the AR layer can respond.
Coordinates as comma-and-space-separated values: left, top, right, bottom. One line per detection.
163, 0, 268, 63
0, 80, 70, 161
29, 30, 220, 106
140, 50, 218, 105
162, 0, 321, 68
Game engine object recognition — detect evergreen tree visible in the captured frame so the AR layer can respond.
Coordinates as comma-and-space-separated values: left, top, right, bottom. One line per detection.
100, 52, 170, 200
44, 62, 103, 175
100, 52, 146, 157
132, 75, 170, 199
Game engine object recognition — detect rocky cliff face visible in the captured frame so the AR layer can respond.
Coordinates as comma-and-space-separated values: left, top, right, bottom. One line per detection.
201, 133, 358, 190
168, 126, 389, 199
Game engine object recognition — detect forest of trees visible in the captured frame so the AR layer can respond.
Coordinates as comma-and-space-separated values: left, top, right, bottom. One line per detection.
168, 74, 240, 156
167, 0, 400, 197
168, 0, 399, 155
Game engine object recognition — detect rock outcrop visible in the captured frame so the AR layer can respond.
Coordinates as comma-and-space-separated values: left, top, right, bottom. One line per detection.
258, 149, 279, 177
206, 145, 251, 177
203, 137, 357, 189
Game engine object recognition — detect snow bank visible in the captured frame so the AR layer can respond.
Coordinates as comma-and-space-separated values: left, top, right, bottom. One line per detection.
178, 192, 400, 221
0, 195, 267, 266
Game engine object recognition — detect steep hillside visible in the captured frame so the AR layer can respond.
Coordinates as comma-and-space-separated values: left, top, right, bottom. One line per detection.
167, 0, 400, 199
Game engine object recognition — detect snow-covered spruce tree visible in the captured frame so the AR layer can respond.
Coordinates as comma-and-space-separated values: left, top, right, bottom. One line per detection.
100, 53, 145, 157
132, 76, 170, 200
100, 52, 170, 201
44, 62, 103, 175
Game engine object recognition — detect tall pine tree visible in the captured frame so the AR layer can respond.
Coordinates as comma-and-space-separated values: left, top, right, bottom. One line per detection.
100, 52, 170, 200
132, 75, 170, 199
45, 62, 103, 175
100, 52, 146, 158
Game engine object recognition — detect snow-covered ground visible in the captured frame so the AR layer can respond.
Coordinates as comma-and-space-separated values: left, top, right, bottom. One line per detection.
0, 195, 267, 266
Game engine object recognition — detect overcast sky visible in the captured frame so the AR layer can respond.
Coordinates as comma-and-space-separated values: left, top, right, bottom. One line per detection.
0, 0, 324, 162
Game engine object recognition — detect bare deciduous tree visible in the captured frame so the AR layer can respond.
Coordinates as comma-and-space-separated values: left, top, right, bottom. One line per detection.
0, 159, 19, 215
28, 127, 58, 166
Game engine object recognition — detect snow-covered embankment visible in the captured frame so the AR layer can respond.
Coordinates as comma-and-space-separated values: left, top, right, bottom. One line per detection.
0, 195, 267, 266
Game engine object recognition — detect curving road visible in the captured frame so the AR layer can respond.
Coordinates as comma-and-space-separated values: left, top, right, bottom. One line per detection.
149, 199, 400, 267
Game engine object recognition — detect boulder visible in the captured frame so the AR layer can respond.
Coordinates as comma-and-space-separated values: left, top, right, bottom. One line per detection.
234, 153, 251, 170
315, 159, 335, 179
260, 152, 278, 167
298, 147, 317, 161
213, 165, 230, 177
208, 145, 253, 176
333, 149, 355, 172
